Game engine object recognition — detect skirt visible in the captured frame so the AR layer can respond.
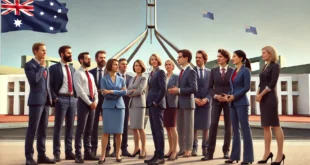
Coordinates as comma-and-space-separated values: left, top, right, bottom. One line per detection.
194, 106, 211, 130
129, 107, 146, 129
164, 103, 177, 127
260, 92, 280, 127
102, 108, 125, 134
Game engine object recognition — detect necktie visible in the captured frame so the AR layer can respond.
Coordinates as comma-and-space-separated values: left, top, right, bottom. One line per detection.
43, 70, 47, 79
65, 65, 73, 93
199, 68, 203, 79
98, 69, 102, 88
85, 70, 94, 99
221, 68, 226, 80
179, 69, 184, 82
150, 71, 153, 77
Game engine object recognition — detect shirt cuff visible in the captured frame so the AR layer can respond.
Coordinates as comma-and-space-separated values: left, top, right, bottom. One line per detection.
178, 88, 181, 94
265, 86, 271, 91
214, 94, 217, 99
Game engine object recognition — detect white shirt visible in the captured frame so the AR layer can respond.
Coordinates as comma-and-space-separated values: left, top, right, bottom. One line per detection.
59, 61, 73, 94
219, 65, 228, 74
96, 67, 105, 85
197, 66, 205, 79
73, 67, 98, 105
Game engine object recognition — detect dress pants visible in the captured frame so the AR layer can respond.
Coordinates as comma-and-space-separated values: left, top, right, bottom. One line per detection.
207, 103, 231, 154
25, 105, 49, 160
53, 96, 76, 156
230, 106, 254, 162
75, 98, 95, 157
91, 96, 106, 152
177, 108, 194, 151
149, 106, 165, 158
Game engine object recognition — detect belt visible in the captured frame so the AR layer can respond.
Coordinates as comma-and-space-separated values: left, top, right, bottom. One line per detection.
58, 93, 73, 97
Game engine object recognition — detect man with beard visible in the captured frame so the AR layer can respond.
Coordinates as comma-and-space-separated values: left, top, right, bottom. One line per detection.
73, 52, 99, 163
49, 45, 76, 162
89, 50, 107, 157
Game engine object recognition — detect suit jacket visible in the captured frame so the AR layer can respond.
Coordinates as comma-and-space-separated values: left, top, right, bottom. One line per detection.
89, 67, 104, 100
117, 72, 133, 108
208, 66, 234, 105
178, 66, 198, 109
193, 66, 211, 108
147, 68, 167, 109
166, 74, 179, 108
24, 59, 51, 106
101, 74, 126, 109
259, 62, 280, 93
49, 62, 76, 101
127, 76, 147, 108
229, 66, 251, 107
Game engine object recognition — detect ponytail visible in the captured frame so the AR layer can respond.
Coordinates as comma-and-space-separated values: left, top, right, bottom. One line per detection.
244, 58, 252, 71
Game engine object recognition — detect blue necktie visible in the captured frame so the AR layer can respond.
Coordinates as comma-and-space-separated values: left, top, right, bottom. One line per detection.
98, 69, 102, 88
199, 68, 203, 79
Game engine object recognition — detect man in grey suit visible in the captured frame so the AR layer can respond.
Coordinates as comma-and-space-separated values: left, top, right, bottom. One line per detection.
169, 49, 198, 157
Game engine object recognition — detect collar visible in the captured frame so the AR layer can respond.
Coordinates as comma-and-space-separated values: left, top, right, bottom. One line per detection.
33, 58, 40, 64
220, 65, 228, 70
60, 61, 68, 67
197, 66, 205, 70
182, 64, 190, 70
79, 67, 88, 72
97, 67, 105, 71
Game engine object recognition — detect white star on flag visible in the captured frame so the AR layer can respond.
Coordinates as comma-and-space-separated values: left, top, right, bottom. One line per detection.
40, 11, 44, 16
50, 2, 54, 6
49, 26, 54, 31
57, 9, 62, 13
14, 19, 22, 27
54, 15, 57, 19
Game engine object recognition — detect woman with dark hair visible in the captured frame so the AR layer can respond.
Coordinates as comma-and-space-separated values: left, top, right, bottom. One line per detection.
224, 50, 254, 164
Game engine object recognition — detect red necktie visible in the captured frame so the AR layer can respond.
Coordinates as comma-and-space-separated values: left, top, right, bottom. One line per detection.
179, 69, 184, 82
65, 65, 73, 93
43, 70, 47, 79
85, 70, 94, 99
221, 68, 226, 80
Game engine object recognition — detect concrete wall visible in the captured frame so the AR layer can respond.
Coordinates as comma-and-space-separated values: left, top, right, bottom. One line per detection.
297, 74, 310, 115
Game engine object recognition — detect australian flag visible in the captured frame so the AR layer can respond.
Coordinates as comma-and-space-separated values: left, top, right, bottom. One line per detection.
1, 0, 68, 34
245, 26, 257, 35
203, 11, 214, 20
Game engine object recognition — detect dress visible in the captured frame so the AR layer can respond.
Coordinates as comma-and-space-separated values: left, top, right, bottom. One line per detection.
259, 62, 280, 127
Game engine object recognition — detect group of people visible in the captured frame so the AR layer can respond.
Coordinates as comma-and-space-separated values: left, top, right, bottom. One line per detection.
24, 42, 285, 165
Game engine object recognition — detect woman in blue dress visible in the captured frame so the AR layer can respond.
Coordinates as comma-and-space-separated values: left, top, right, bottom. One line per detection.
98, 59, 126, 164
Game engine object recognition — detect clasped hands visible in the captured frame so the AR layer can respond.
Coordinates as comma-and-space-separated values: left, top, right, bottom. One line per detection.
217, 94, 235, 103
195, 98, 208, 106
167, 86, 179, 95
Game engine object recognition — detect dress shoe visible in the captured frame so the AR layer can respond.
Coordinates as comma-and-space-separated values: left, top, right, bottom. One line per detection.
257, 152, 273, 164
241, 162, 252, 164
122, 149, 131, 157
84, 154, 99, 160
225, 160, 239, 163
164, 152, 172, 158
223, 152, 230, 159
109, 150, 116, 157
98, 158, 105, 164
37, 156, 56, 164
191, 147, 198, 156
271, 154, 285, 165
75, 156, 84, 163
147, 157, 165, 165
116, 158, 122, 163
168, 154, 178, 161
177, 150, 185, 156
128, 149, 140, 157
91, 150, 97, 157
144, 152, 157, 163
202, 147, 207, 156
201, 153, 213, 161
139, 151, 147, 159
65, 152, 75, 160
26, 158, 37, 165
54, 155, 61, 162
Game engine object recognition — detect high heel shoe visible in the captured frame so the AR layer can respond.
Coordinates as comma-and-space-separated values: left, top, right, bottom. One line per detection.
128, 149, 140, 157
168, 154, 178, 161
271, 154, 285, 165
139, 151, 147, 159
257, 152, 273, 164
116, 158, 122, 163
98, 158, 105, 164
224, 160, 239, 163
164, 152, 172, 158
241, 162, 252, 164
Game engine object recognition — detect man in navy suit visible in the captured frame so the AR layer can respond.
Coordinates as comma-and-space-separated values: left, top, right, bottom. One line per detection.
89, 50, 107, 157
24, 43, 56, 165
49, 45, 76, 162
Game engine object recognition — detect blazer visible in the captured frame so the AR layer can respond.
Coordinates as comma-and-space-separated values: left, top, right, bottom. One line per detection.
117, 72, 133, 107
166, 74, 179, 108
89, 67, 104, 100
229, 66, 251, 107
193, 67, 212, 108
147, 68, 167, 109
178, 66, 198, 109
49, 62, 76, 100
208, 66, 234, 105
24, 59, 51, 106
259, 62, 280, 93
127, 76, 147, 108
101, 74, 126, 109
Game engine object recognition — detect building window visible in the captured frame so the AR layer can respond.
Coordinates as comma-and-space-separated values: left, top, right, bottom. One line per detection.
19, 81, 25, 92
250, 95, 256, 115
293, 95, 298, 115
250, 81, 256, 92
8, 82, 14, 92
8, 96, 14, 115
281, 81, 287, 91
281, 95, 287, 115
19, 96, 25, 115
292, 81, 298, 91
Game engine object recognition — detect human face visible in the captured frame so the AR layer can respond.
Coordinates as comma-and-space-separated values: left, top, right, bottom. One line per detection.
34, 45, 47, 60
62, 48, 72, 62
134, 62, 142, 74
217, 53, 227, 65
196, 53, 206, 67
82, 54, 91, 67
177, 52, 187, 66
150, 56, 159, 67
118, 60, 127, 73
231, 53, 243, 65
165, 60, 174, 72
112, 61, 119, 72
96, 53, 106, 68
261, 49, 271, 62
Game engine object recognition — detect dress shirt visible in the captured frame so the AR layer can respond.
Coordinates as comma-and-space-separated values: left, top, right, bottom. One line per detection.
59, 61, 73, 94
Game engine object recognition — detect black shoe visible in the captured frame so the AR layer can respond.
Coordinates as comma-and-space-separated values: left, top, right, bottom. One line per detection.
191, 147, 198, 156
26, 158, 38, 165
168, 154, 178, 161
92, 150, 97, 157
54, 155, 61, 162
128, 149, 140, 157
84, 154, 99, 160
37, 156, 56, 164
225, 160, 239, 163
139, 151, 147, 159
164, 152, 172, 158
65, 152, 75, 160
202, 147, 207, 156
116, 158, 122, 163
177, 150, 185, 156
258, 152, 273, 164
109, 150, 116, 157
144, 152, 157, 163
147, 157, 165, 165
75, 156, 84, 163
201, 153, 213, 161
241, 162, 252, 164
122, 149, 131, 157
271, 154, 285, 165
98, 158, 105, 164
223, 152, 230, 159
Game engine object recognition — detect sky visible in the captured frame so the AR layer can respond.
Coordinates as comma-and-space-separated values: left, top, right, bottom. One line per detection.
1, 0, 310, 72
